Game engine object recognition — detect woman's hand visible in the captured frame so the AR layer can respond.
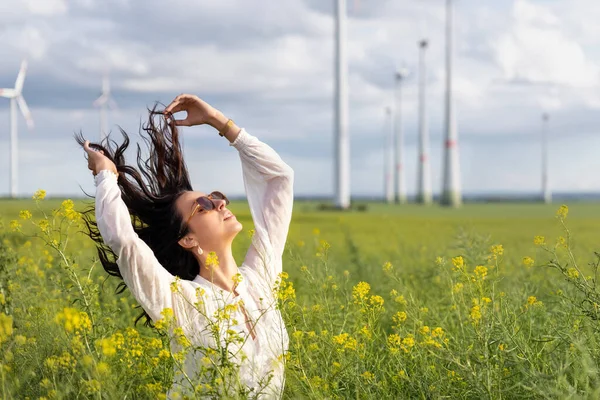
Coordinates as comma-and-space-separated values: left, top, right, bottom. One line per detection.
163, 94, 221, 127
83, 141, 118, 177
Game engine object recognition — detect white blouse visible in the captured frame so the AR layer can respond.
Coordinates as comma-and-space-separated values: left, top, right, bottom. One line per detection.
94, 129, 294, 399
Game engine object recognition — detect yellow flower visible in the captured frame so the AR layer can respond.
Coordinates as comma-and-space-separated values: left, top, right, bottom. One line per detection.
382, 262, 393, 273
158, 349, 170, 359
206, 252, 219, 269
32, 189, 46, 201
474, 265, 488, 280
292, 330, 304, 341
452, 282, 464, 294
54, 308, 92, 334
451, 256, 465, 272
527, 296, 543, 307
359, 325, 372, 339
470, 305, 481, 324
19, 210, 32, 220
556, 204, 569, 219
361, 371, 374, 381
9, 220, 21, 232
557, 236, 567, 248
0, 313, 13, 344
567, 268, 579, 279
170, 279, 180, 293
534, 236, 545, 246
419, 326, 431, 335
435, 256, 444, 266
393, 311, 407, 324
300, 265, 308, 272
352, 282, 371, 302
332, 333, 348, 345
490, 244, 504, 257
313, 228, 320, 235
402, 335, 415, 349
15, 335, 26, 346
369, 295, 384, 308
343, 270, 349, 277
96, 362, 110, 375
523, 256, 535, 268
481, 297, 492, 304
431, 327, 444, 337
387, 333, 402, 347
394, 294, 407, 305
97, 338, 117, 356
232, 273, 243, 284
498, 343, 506, 351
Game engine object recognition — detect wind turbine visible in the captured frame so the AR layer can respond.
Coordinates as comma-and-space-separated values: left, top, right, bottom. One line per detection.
394, 67, 409, 204
417, 40, 432, 205
384, 106, 394, 203
334, 0, 350, 210
0, 60, 34, 198
93, 73, 117, 141
440, 0, 462, 207
541, 113, 551, 204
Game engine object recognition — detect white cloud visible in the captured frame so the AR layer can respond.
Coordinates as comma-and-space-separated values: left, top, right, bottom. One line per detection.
23, 0, 68, 16
494, 0, 599, 87
1, 0, 600, 198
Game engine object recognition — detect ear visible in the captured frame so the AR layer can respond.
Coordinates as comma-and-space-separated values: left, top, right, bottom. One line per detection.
177, 235, 198, 251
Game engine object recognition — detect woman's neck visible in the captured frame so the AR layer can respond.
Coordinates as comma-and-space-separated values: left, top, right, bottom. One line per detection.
198, 249, 239, 293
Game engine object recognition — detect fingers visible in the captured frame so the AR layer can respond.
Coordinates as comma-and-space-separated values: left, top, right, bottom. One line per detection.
164, 94, 195, 115
83, 140, 104, 156
83, 140, 93, 154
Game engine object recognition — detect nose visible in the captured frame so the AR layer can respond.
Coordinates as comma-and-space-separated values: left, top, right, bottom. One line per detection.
214, 198, 227, 211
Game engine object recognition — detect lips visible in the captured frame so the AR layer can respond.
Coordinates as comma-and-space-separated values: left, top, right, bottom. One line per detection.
223, 213, 235, 221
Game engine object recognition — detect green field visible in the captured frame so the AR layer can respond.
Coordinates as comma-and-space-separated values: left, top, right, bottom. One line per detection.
0, 196, 599, 398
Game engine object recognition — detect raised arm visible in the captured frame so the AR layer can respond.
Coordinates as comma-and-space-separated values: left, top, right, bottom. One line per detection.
94, 169, 177, 321
163, 95, 295, 288
83, 140, 178, 322
231, 129, 294, 286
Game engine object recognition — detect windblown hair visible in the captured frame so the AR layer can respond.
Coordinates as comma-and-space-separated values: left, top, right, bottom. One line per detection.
75, 105, 197, 325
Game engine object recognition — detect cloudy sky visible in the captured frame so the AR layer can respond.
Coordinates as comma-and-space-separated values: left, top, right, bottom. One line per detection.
1, 0, 600, 198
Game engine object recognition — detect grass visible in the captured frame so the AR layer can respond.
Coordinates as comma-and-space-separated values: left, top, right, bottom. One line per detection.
1, 197, 600, 398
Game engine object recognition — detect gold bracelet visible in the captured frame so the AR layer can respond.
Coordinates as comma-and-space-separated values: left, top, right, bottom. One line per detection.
219, 119, 234, 137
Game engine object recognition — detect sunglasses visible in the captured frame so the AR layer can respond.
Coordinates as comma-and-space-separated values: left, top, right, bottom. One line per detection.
185, 191, 229, 226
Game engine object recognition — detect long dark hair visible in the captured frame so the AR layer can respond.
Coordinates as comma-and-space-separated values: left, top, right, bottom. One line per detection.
76, 106, 197, 325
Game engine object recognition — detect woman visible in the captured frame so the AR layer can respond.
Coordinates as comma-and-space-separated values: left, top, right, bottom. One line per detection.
79, 94, 294, 398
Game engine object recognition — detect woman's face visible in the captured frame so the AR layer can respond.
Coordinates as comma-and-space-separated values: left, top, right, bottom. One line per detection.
175, 190, 243, 251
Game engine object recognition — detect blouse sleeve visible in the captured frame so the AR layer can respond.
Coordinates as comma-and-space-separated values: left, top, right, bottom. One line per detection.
94, 169, 177, 322
230, 129, 294, 289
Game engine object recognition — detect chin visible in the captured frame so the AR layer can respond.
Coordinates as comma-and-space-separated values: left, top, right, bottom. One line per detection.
233, 221, 243, 233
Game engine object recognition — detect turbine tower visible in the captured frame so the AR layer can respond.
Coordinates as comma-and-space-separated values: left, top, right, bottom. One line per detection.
0, 60, 34, 198
394, 68, 408, 204
417, 40, 432, 205
384, 106, 394, 203
542, 113, 551, 204
93, 73, 117, 141
334, 0, 350, 209
441, 0, 462, 207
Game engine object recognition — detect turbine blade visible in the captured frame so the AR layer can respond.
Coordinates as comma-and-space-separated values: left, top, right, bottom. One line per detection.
16, 96, 34, 130
14, 60, 28, 94
0, 89, 16, 98
102, 75, 110, 95
93, 94, 108, 107
108, 97, 118, 110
